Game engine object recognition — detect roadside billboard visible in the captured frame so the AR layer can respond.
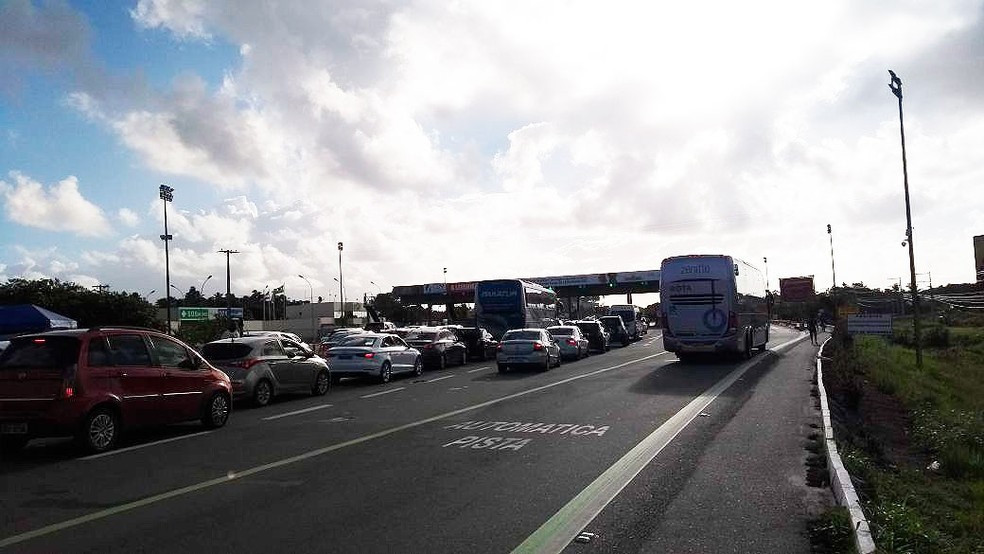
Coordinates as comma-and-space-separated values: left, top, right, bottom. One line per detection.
779, 276, 815, 302
179, 307, 244, 321
975, 235, 984, 283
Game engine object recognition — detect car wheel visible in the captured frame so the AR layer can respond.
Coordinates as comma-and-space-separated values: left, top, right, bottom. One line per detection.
541, 354, 551, 372
438, 353, 447, 370
313, 370, 330, 396
78, 407, 119, 454
479, 349, 487, 362
0, 435, 30, 453
253, 379, 273, 407
555, 352, 563, 368
412, 357, 424, 376
378, 361, 392, 384
459, 349, 467, 366
202, 392, 231, 429
497, 363, 507, 373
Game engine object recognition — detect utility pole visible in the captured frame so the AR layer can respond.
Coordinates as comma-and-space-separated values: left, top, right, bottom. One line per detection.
889, 69, 922, 368
218, 249, 240, 320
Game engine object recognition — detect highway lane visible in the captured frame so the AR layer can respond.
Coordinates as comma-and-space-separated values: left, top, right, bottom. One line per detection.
1, 327, 814, 553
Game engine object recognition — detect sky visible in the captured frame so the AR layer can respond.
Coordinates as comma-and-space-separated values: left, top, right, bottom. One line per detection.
1, 0, 982, 308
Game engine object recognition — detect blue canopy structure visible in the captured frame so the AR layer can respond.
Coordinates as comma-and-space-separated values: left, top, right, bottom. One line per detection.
0, 304, 78, 338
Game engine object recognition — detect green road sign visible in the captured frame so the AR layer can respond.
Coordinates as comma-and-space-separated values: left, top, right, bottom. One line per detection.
179, 307, 209, 321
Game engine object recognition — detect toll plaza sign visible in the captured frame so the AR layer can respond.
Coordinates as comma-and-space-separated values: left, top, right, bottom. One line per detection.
441, 420, 610, 452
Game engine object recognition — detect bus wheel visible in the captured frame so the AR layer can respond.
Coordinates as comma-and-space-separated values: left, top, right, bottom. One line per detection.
744, 334, 753, 359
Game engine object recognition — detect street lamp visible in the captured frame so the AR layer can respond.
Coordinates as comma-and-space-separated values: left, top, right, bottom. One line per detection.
299, 274, 314, 340
143, 289, 156, 300
337, 242, 344, 323
762, 257, 769, 291
889, 69, 922, 368
159, 184, 174, 334
827, 224, 837, 289
443, 267, 447, 287
370, 280, 382, 295
200, 274, 213, 297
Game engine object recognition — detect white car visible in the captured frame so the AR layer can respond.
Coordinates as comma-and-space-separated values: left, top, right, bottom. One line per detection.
546, 325, 590, 360
326, 333, 422, 383
496, 328, 562, 373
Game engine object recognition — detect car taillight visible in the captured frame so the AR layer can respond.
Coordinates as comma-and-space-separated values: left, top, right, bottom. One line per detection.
496, 344, 502, 350
566, 339, 577, 346
233, 358, 262, 369
532, 342, 544, 351
59, 364, 77, 399
728, 311, 738, 332
423, 344, 434, 350
363, 352, 375, 359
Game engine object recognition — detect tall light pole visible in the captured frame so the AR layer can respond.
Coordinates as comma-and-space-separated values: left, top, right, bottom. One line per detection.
218, 249, 240, 319
200, 274, 213, 298
299, 274, 314, 340
762, 257, 769, 291
827, 224, 837, 289
370, 280, 381, 295
143, 289, 156, 300
337, 242, 344, 324
889, 69, 922, 368
159, 184, 174, 334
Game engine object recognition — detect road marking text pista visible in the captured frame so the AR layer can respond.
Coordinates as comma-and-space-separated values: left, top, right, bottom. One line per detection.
442, 421, 610, 451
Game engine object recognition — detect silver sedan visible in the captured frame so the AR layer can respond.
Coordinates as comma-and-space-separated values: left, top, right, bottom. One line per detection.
547, 325, 590, 360
496, 328, 562, 373
326, 333, 423, 384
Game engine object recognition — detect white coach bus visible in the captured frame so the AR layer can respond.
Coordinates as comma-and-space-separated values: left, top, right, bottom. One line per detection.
659, 255, 770, 361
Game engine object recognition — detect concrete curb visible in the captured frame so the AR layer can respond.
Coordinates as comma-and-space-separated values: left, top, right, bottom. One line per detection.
816, 337, 877, 554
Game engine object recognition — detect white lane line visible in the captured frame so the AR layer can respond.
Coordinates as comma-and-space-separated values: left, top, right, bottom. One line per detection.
510, 336, 803, 554
467, 366, 491, 373
0, 351, 669, 550
80, 431, 213, 461
426, 374, 456, 383
261, 404, 334, 421
359, 387, 406, 399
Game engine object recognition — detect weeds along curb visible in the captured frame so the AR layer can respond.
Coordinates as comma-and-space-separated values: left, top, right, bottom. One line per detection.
816, 337, 877, 554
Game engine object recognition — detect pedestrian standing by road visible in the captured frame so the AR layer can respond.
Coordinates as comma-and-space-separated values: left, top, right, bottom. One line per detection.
807, 315, 819, 346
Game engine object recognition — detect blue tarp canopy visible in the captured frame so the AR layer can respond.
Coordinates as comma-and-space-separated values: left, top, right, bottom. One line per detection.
0, 304, 78, 337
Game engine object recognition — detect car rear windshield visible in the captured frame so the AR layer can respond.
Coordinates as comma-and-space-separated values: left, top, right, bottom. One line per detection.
455, 328, 480, 338
406, 332, 436, 341
342, 336, 377, 347
201, 342, 254, 360
0, 336, 80, 371
502, 330, 541, 341
548, 328, 573, 336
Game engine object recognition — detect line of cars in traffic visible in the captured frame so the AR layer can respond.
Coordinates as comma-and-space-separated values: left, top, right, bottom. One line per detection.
0, 316, 649, 455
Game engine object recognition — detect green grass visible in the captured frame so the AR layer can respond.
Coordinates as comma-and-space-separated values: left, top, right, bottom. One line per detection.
828, 324, 984, 553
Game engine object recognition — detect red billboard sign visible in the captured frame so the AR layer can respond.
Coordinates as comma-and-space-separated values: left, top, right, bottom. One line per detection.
779, 276, 815, 301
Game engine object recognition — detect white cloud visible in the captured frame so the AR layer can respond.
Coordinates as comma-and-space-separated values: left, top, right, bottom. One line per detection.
1, 172, 112, 237
131, 0, 210, 40
118, 208, 140, 227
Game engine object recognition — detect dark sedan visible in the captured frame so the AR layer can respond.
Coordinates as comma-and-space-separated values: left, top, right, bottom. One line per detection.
404, 327, 467, 370
454, 327, 498, 361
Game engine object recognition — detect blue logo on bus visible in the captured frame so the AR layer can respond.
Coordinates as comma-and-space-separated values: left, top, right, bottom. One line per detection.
703, 308, 727, 333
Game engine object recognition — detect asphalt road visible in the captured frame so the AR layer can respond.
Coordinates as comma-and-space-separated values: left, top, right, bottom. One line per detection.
0, 326, 827, 553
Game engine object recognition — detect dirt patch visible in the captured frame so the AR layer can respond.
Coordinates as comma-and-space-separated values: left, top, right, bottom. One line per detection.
822, 361, 929, 472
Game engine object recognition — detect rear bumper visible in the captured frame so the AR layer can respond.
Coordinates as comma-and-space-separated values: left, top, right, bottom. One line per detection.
662, 335, 739, 353
0, 400, 88, 439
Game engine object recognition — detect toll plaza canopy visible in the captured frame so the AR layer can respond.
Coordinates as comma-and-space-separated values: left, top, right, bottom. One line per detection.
0, 304, 78, 338
392, 270, 661, 305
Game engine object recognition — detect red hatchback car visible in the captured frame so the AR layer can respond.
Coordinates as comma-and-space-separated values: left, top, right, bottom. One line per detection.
0, 327, 232, 454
